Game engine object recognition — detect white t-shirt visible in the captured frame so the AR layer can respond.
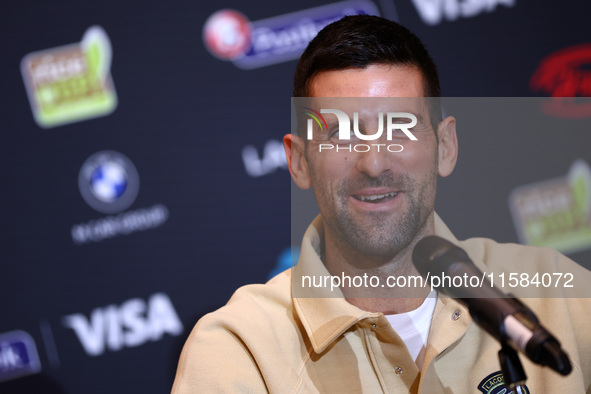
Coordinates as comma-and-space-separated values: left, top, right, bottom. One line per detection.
385, 291, 437, 367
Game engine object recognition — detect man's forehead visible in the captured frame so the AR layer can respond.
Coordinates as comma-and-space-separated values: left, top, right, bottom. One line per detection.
303, 97, 430, 120
308, 64, 425, 98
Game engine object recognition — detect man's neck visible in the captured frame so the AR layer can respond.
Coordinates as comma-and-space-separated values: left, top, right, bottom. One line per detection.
322, 216, 434, 315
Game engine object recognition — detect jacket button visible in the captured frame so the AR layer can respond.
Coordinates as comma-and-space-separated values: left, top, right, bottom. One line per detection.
452, 310, 461, 321
394, 366, 403, 374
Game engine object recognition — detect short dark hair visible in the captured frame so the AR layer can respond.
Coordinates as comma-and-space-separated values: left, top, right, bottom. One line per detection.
293, 15, 441, 98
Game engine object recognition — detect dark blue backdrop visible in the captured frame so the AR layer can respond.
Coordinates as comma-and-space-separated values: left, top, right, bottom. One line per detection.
2, 1, 590, 393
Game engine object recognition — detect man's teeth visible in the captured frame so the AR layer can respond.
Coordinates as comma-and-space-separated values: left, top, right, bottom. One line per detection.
356, 192, 398, 202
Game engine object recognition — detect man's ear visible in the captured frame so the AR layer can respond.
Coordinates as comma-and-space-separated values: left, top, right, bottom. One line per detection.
437, 116, 458, 177
283, 134, 311, 190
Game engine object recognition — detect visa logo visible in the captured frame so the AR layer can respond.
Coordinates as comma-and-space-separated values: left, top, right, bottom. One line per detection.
411, 0, 514, 25
63, 292, 183, 357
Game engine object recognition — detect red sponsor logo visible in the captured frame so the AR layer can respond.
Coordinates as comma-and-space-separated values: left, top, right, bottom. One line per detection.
530, 44, 591, 118
203, 10, 251, 60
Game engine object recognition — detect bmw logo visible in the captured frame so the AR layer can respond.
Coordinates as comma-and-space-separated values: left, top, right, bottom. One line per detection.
79, 151, 139, 214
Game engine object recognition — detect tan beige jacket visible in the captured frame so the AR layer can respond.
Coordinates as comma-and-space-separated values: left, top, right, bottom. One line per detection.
172, 215, 591, 393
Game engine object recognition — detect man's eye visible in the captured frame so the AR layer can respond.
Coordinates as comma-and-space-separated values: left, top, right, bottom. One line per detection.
329, 128, 354, 139
390, 117, 409, 124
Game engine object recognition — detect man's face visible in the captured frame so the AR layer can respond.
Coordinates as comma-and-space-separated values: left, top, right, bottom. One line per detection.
303, 64, 441, 258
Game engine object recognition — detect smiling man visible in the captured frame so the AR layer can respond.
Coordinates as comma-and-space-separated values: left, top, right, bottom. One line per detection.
286, 66, 457, 313
172, 15, 591, 393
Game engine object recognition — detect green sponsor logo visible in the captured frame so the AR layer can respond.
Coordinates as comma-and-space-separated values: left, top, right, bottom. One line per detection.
509, 160, 591, 254
21, 26, 117, 128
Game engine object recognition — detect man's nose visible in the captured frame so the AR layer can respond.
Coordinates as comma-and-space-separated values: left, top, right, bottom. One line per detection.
355, 145, 393, 178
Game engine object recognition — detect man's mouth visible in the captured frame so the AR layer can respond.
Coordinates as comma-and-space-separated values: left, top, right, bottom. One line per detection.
352, 192, 399, 204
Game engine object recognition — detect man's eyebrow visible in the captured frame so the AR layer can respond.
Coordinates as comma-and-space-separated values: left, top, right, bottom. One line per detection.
324, 119, 340, 131
390, 110, 423, 123
321, 110, 425, 126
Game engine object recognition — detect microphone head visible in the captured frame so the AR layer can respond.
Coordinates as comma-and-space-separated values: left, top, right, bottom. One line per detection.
412, 235, 461, 278
541, 341, 572, 375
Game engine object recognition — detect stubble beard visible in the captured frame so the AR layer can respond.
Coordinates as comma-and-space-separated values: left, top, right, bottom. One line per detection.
317, 170, 437, 260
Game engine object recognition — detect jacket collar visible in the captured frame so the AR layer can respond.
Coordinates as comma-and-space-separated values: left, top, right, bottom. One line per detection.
292, 213, 473, 355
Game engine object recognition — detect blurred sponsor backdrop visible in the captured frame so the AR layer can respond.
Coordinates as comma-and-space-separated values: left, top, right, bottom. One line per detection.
1, 0, 591, 393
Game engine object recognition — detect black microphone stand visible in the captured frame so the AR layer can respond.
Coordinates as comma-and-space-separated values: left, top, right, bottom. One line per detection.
498, 344, 528, 393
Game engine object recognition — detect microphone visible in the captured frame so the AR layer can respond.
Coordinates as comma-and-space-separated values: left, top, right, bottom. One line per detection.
412, 235, 572, 375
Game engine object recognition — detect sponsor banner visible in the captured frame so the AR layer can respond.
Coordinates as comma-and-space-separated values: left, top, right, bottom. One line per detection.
509, 160, 591, 254
203, 0, 379, 69
268, 247, 300, 280
62, 293, 183, 357
71, 204, 169, 244
21, 26, 117, 128
530, 44, 591, 118
410, 0, 514, 26
242, 139, 288, 177
74, 151, 168, 244
79, 151, 140, 215
0, 331, 42, 383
